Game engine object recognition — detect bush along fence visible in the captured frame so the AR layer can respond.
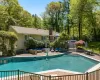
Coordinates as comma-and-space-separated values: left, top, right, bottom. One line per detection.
0, 69, 100, 80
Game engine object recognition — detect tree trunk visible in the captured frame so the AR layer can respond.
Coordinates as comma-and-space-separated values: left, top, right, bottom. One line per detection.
78, 15, 82, 40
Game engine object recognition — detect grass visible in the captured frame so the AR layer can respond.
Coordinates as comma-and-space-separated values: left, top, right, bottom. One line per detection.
84, 42, 100, 54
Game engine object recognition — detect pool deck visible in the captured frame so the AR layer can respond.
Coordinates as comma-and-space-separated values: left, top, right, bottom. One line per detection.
15, 52, 62, 57
15, 51, 100, 61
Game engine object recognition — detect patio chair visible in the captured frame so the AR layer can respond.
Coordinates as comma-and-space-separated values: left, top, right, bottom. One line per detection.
37, 50, 42, 53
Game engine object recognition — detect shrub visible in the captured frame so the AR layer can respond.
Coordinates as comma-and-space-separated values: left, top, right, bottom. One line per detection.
25, 37, 45, 49
0, 31, 18, 56
50, 32, 69, 48
8, 32, 18, 55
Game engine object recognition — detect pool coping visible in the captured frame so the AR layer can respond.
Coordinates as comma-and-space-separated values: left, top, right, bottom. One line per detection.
13, 53, 64, 58
36, 69, 82, 74
75, 52, 100, 72
86, 63, 100, 72
77, 53, 100, 62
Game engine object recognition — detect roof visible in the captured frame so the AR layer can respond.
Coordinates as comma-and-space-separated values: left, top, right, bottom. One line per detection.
10, 26, 59, 36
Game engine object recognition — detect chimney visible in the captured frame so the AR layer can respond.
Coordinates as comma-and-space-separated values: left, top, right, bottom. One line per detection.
49, 28, 54, 42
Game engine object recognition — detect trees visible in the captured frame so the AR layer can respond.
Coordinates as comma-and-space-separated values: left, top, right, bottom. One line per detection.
45, 1, 64, 32
42, 0, 71, 33
19, 10, 33, 27
70, 0, 87, 39
0, 0, 99, 41
41, 12, 50, 29
0, 5, 8, 30
2, 0, 22, 30
69, 0, 100, 40
0, 0, 37, 30
32, 14, 42, 28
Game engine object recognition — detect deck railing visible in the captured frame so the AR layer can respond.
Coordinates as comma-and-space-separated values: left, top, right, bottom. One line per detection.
0, 69, 100, 80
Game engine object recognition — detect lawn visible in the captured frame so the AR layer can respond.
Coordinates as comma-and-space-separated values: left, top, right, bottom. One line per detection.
84, 42, 100, 54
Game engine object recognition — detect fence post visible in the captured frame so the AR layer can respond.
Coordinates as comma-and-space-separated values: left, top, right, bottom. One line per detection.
86, 72, 88, 80
49, 75, 51, 80
18, 70, 20, 80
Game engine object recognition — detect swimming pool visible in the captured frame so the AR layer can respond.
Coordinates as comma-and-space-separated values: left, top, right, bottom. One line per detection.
0, 54, 99, 74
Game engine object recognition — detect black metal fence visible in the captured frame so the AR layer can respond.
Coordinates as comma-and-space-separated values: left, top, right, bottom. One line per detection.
0, 69, 100, 80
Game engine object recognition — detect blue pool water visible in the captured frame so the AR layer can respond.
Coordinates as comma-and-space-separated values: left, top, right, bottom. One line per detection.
0, 54, 99, 76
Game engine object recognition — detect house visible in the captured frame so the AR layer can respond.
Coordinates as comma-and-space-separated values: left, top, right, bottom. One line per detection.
9, 26, 59, 50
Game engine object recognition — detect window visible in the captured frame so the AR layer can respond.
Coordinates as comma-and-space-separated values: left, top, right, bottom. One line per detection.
25, 35, 29, 40
41, 36, 46, 40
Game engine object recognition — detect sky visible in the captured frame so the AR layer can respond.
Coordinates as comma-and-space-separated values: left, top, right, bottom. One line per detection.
18, 0, 60, 17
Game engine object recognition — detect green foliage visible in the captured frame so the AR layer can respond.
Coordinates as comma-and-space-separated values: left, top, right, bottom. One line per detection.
70, 0, 100, 41
8, 32, 18, 41
0, 31, 18, 56
0, 0, 42, 30
83, 42, 100, 54
41, 12, 50, 29
32, 14, 42, 28
0, 5, 8, 30
44, 1, 66, 32
25, 37, 45, 49
50, 32, 68, 48
8, 32, 18, 56
0, 0, 99, 42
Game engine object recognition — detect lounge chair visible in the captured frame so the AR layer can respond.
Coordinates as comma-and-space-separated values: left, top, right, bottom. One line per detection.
29, 49, 37, 55
85, 50, 93, 55
37, 50, 42, 53
55, 48, 60, 52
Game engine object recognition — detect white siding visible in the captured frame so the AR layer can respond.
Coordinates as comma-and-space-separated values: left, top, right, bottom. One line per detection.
16, 34, 25, 49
